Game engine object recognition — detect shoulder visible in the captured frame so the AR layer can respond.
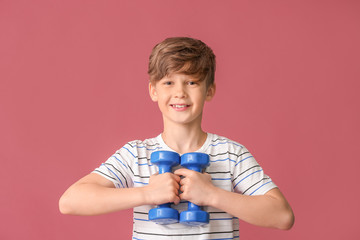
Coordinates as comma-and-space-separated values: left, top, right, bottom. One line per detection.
128, 137, 160, 148
206, 133, 246, 154
116, 136, 162, 155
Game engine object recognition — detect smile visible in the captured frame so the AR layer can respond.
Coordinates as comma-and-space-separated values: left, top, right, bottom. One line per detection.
170, 104, 190, 110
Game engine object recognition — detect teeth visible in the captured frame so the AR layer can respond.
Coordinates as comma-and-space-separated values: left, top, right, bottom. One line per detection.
173, 104, 187, 108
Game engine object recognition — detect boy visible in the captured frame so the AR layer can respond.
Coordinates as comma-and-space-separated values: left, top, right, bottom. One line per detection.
59, 37, 294, 239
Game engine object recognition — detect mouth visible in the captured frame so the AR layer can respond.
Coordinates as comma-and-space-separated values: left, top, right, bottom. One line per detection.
170, 104, 190, 110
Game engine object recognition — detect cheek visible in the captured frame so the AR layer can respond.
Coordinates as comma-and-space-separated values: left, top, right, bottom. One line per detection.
157, 95, 169, 107
197, 92, 208, 103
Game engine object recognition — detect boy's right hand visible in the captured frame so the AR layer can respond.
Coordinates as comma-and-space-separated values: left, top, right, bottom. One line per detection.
143, 172, 181, 205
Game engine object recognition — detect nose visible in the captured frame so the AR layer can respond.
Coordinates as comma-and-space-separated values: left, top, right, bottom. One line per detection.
174, 83, 186, 98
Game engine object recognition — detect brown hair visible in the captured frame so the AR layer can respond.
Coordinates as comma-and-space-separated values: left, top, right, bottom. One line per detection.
148, 37, 216, 87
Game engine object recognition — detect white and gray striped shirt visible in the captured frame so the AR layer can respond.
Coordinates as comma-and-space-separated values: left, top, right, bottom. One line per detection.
94, 133, 277, 240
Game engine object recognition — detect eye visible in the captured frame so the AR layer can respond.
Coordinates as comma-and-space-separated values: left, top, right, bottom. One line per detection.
163, 81, 172, 85
187, 81, 198, 85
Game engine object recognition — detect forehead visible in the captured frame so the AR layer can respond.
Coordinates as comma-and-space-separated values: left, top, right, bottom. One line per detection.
164, 72, 199, 80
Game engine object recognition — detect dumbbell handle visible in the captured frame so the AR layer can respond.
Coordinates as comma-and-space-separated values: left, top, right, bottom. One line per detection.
158, 164, 172, 174
184, 165, 202, 211
158, 163, 174, 208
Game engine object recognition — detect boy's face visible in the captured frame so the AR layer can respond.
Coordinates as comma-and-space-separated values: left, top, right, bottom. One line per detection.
149, 73, 215, 127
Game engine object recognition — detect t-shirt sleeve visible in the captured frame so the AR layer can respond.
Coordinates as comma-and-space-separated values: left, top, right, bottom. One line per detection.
93, 146, 134, 188
232, 146, 277, 196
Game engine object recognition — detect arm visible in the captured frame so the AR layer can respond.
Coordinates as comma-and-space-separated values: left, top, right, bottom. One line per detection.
59, 172, 181, 216
174, 169, 294, 230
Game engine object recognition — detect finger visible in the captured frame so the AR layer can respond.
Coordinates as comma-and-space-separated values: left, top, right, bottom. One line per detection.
173, 195, 181, 205
174, 168, 192, 177
178, 192, 184, 201
178, 192, 189, 201
171, 173, 181, 182
179, 177, 188, 186
173, 180, 180, 190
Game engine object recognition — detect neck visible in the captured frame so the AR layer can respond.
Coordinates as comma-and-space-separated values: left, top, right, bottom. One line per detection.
162, 120, 207, 154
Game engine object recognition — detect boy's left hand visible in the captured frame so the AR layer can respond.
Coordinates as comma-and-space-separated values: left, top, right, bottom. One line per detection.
174, 168, 216, 206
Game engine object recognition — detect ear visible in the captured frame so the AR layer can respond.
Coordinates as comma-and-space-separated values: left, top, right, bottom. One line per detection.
205, 83, 216, 101
149, 82, 158, 102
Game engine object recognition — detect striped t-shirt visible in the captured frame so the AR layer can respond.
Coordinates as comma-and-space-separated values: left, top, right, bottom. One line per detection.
94, 133, 277, 240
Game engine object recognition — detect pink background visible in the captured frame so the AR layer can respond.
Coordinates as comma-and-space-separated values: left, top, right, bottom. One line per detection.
1, 0, 359, 239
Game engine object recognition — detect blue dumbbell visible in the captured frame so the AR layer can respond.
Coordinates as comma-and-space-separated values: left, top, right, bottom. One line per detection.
179, 152, 210, 226
148, 151, 180, 224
